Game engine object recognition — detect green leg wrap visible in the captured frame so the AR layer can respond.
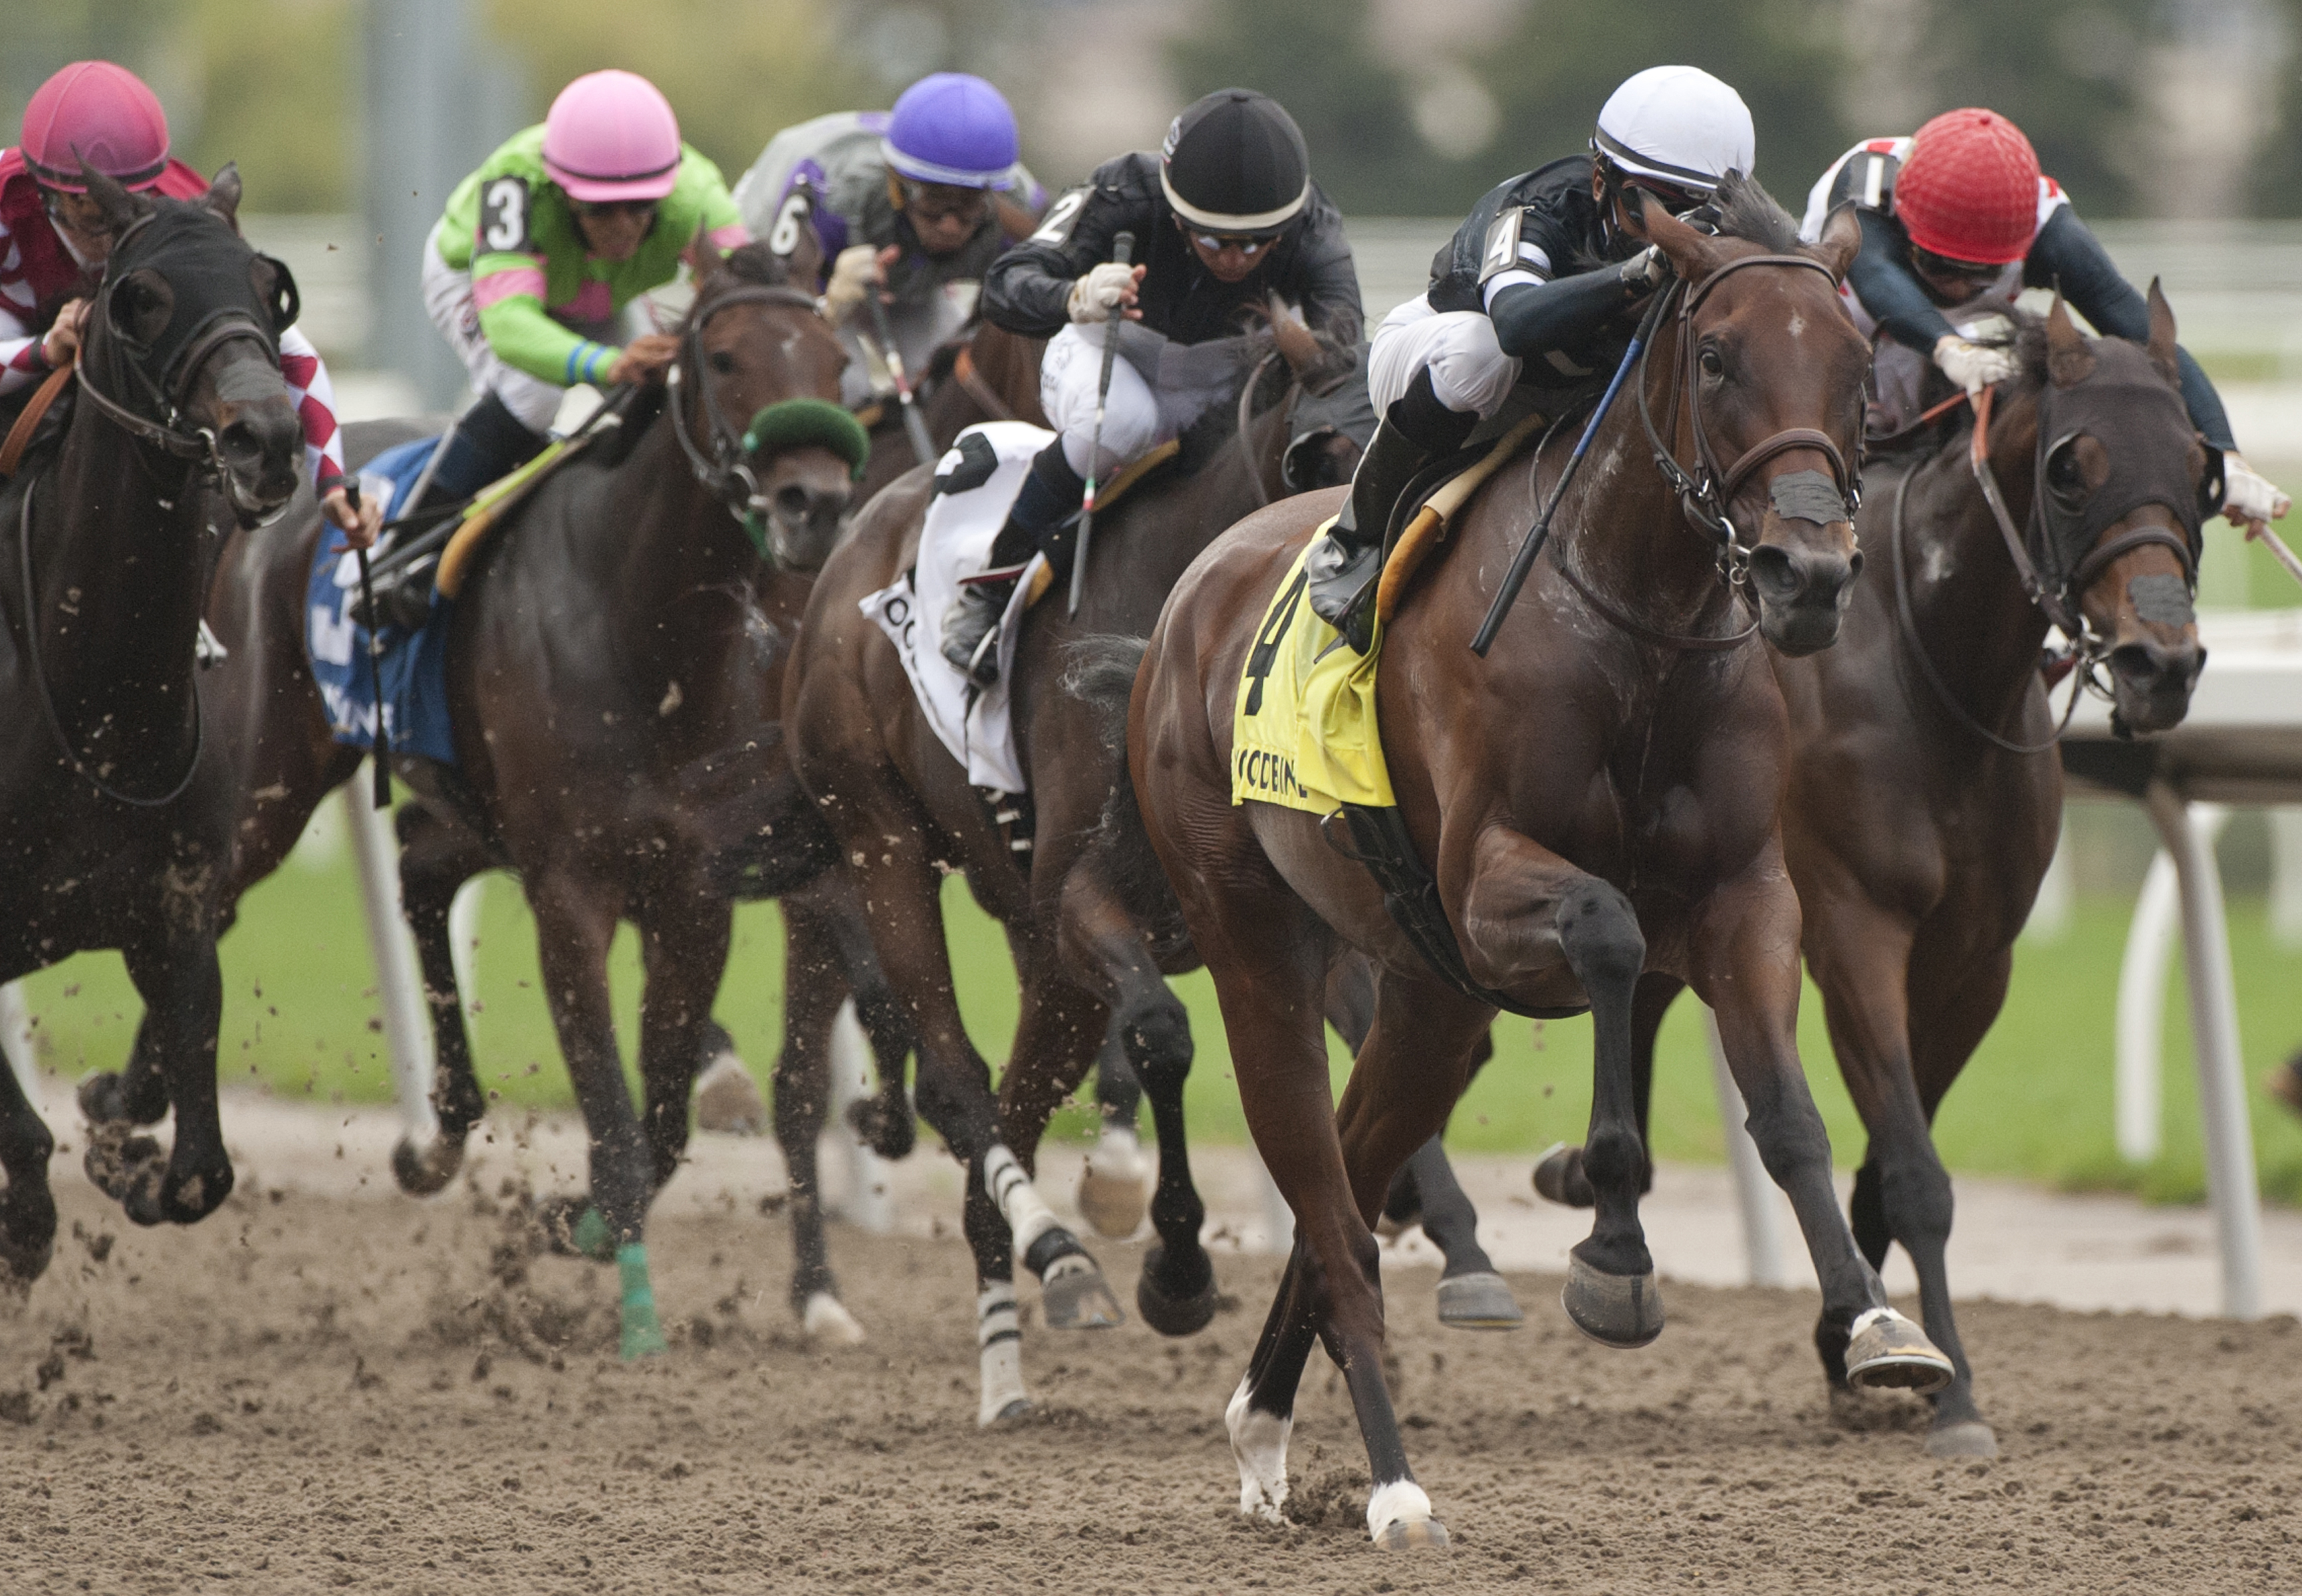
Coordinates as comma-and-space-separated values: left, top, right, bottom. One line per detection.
571, 1204, 616, 1262
616, 1242, 668, 1361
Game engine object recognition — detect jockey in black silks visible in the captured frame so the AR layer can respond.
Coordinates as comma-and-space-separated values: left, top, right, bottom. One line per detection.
1305, 65, 1759, 650
940, 87, 1363, 681
1799, 106, 2287, 534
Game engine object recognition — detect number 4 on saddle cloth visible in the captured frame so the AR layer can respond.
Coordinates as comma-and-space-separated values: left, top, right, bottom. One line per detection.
305, 435, 458, 766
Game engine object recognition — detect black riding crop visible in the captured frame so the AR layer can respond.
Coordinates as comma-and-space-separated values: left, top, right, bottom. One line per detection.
346, 480, 392, 807
1069, 229, 1136, 618
866, 292, 939, 467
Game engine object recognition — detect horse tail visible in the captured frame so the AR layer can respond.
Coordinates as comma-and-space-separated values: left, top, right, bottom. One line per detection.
1061, 636, 1182, 936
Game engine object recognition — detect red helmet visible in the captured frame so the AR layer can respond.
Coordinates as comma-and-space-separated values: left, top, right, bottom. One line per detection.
19, 61, 174, 193
1895, 108, 2041, 266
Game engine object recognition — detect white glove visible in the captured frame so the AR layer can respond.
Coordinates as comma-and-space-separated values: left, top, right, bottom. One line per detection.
1067, 261, 1138, 324
819, 245, 880, 325
1934, 332, 2021, 396
1617, 245, 1665, 293
2223, 454, 2291, 525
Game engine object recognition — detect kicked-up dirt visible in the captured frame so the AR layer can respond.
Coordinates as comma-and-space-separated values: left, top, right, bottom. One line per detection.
3, 1173, 2299, 1594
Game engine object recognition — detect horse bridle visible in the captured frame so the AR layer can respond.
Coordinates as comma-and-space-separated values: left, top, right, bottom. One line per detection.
1636, 252, 1862, 588
665, 282, 825, 529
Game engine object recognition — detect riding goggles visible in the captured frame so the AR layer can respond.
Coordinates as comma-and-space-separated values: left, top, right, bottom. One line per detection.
1910, 245, 2007, 287
1186, 230, 1277, 257
897, 179, 991, 227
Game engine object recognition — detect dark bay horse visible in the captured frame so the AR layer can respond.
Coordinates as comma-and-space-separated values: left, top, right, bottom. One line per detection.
1534, 291, 2211, 1460
783, 339, 1350, 1424
1127, 180, 1954, 1547
0, 166, 305, 1277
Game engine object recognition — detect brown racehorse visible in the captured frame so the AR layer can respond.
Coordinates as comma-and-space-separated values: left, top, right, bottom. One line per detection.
1126, 180, 1956, 1548
1, 166, 304, 1275
783, 338, 1351, 1424
1535, 293, 2211, 1460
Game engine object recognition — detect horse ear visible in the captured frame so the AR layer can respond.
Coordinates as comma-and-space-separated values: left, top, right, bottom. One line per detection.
201, 163, 243, 229
2144, 277, 2181, 386
1811, 200, 1861, 285
75, 156, 146, 237
2045, 293, 2095, 388
1626, 186, 1725, 283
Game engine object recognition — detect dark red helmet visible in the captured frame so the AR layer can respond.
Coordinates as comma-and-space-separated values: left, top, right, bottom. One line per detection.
19, 61, 174, 193
1896, 108, 2041, 267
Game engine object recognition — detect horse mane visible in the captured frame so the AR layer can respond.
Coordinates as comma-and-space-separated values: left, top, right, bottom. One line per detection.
684, 241, 801, 325
1706, 170, 1807, 255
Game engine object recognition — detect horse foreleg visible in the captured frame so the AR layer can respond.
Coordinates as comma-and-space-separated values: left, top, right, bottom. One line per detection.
97, 932, 229, 1226
634, 889, 729, 1190
76, 1011, 170, 1127
1696, 855, 1951, 1396
1531, 971, 1678, 1209
771, 886, 865, 1345
0, 1037, 57, 1281
528, 872, 664, 1359
392, 805, 490, 1194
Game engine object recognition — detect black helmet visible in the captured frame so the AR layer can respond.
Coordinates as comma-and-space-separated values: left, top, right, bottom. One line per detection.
1158, 88, 1309, 233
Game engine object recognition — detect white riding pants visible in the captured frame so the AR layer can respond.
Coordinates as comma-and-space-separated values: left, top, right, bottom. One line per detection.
1367, 293, 1523, 422
420, 225, 573, 435
1039, 323, 1229, 479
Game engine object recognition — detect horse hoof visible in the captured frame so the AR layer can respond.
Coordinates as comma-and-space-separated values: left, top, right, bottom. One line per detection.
0, 1190, 57, 1284
845, 1097, 916, 1161
1077, 1127, 1151, 1238
1436, 1271, 1523, 1330
537, 1196, 618, 1262
389, 1133, 464, 1196
76, 1071, 160, 1127
1845, 1307, 1954, 1395
801, 1291, 866, 1346
1367, 1481, 1448, 1551
1039, 1256, 1124, 1330
692, 1050, 765, 1136
1926, 1419, 1999, 1460
1531, 1142, 1595, 1208
980, 1397, 1033, 1428
83, 1130, 162, 1204
1561, 1254, 1664, 1349
1134, 1242, 1217, 1336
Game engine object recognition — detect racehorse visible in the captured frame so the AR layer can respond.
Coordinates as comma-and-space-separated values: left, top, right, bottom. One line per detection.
1532, 291, 2212, 1460
0, 164, 305, 1277
783, 331, 1355, 1424
1126, 178, 1954, 1547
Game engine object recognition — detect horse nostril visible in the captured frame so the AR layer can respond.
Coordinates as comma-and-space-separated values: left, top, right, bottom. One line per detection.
2111, 638, 2202, 690
1745, 544, 1797, 599
774, 485, 812, 521
219, 420, 265, 462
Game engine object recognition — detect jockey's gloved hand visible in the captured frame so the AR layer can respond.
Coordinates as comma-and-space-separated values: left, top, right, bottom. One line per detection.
322, 483, 382, 551
607, 332, 681, 388
1067, 261, 1144, 323
1617, 245, 1666, 295
1934, 332, 2021, 396
2222, 454, 2291, 527
820, 245, 883, 325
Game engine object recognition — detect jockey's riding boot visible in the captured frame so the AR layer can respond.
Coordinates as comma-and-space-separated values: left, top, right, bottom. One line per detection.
362, 392, 548, 630
1307, 369, 1477, 650
940, 442, 1087, 686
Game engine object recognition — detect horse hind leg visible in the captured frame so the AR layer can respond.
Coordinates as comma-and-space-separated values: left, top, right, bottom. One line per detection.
770, 887, 864, 1345
1075, 1018, 1151, 1240
389, 805, 491, 1195
88, 933, 231, 1226
0, 1046, 57, 1282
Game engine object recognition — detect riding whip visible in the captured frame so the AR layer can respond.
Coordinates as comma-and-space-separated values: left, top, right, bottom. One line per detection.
1470, 282, 1672, 657
1069, 230, 1136, 617
2247, 517, 2302, 593
346, 481, 392, 808
866, 292, 939, 467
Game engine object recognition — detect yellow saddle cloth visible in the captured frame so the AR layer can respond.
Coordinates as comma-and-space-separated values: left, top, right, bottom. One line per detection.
1229, 525, 1394, 813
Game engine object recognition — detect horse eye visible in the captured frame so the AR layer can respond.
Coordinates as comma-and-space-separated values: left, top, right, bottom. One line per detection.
708, 350, 737, 376
2048, 446, 2085, 493
1699, 347, 1724, 378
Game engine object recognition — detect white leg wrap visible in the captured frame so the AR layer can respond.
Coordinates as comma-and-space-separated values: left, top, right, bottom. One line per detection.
976, 1283, 1029, 1427
1226, 1375, 1292, 1524
1365, 1478, 1436, 1541
801, 1291, 865, 1346
982, 1142, 1063, 1259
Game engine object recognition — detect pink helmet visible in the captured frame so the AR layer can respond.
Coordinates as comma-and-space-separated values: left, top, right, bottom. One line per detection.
541, 70, 682, 203
20, 61, 173, 192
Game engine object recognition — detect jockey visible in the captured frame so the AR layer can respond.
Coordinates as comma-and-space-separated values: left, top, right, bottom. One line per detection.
1, 61, 373, 545
733, 72, 1043, 410
1306, 65, 1755, 644
1801, 108, 2288, 531
946, 87, 1362, 680
418, 69, 749, 511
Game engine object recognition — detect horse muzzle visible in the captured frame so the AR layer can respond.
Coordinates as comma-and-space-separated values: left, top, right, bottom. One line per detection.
2106, 633, 2204, 737
763, 480, 854, 574
1747, 533, 1861, 657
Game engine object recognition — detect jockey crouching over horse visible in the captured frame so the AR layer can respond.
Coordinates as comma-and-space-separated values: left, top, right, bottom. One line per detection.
735, 72, 1047, 495
1126, 63, 1960, 1548
1, 70, 315, 1275
785, 88, 1366, 1424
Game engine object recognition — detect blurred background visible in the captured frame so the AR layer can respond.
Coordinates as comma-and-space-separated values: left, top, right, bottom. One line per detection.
11, 0, 2302, 1204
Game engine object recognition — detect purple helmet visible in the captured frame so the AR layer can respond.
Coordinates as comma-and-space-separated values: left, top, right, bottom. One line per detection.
883, 72, 1019, 190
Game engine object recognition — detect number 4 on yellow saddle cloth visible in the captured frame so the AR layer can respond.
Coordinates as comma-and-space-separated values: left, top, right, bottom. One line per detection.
1230, 523, 1396, 813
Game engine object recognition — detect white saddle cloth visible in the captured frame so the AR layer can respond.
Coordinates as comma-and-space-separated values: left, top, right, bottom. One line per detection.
860, 420, 1055, 795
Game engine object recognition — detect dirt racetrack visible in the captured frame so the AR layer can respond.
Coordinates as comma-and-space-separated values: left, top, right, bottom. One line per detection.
5, 1163, 2301, 1596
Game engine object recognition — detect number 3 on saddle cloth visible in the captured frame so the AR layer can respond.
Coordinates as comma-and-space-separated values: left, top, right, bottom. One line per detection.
304, 435, 459, 766
1231, 518, 1553, 1018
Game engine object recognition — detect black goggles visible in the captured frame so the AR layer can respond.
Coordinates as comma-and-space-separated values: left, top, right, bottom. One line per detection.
1910, 245, 2008, 286
1186, 229, 1277, 257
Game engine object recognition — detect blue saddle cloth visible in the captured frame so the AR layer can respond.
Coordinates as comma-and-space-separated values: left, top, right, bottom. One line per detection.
305, 436, 459, 766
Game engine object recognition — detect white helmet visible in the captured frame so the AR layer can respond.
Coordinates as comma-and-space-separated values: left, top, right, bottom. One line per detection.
1592, 65, 1755, 194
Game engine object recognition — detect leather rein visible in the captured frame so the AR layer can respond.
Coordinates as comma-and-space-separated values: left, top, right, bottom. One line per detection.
664, 282, 825, 531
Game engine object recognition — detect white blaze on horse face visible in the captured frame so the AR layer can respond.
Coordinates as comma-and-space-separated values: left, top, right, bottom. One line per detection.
1923, 542, 1957, 585
1787, 311, 1806, 339
1227, 1375, 1292, 1524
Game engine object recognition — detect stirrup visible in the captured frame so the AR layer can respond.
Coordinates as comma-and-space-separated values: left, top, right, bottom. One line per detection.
961, 619, 1003, 688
